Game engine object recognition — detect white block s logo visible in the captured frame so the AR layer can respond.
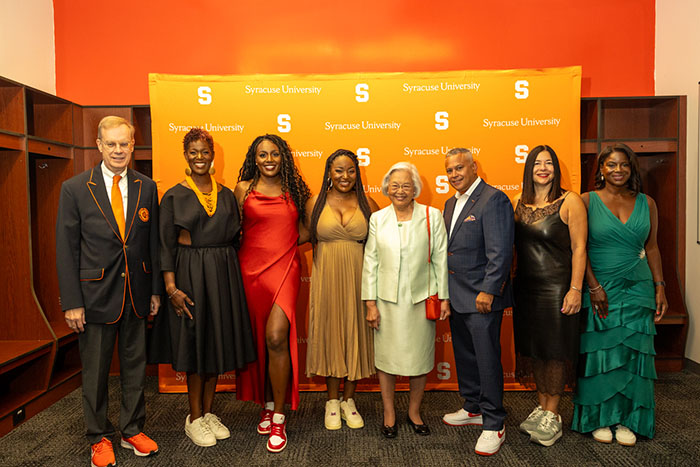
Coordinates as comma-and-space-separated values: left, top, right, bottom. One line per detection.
435, 111, 449, 130
515, 145, 529, 163
436, 362, 451, 380
355, 83, 369, 102
357, 148, 370, 167
435, 175, 449, 193
515, 80, 529, 99
277, 114, 291, 133
198, 86, 212, 105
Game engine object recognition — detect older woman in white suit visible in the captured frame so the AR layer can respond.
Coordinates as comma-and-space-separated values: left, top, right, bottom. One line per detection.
362, 161, 450, 439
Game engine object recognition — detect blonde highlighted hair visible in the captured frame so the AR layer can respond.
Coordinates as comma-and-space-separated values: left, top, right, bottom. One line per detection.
97, 116, 135, 139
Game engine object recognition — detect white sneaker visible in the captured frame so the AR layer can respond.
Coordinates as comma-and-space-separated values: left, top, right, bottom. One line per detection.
203, 413, 230, 440
530, 411, 562, 447
340, 398, 364, 429
325, 399, 342, 430
442, 408, 483, 426
519, 406, 544, 434
185, 415, 216, 447
615, 425, 637, 446
475, 428, 505, 456
592, 426, 613, 444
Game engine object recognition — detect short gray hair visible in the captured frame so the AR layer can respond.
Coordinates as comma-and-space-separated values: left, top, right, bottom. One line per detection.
445, 147, 473, 161
381, 161, 422, 198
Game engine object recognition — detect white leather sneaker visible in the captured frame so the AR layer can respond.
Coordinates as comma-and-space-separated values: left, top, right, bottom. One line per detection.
592, 426, 613, 443
615, 425, 637, 446
442, 408, 483, 426
325, 399, 342, 430
475, 428, 506, 456
203, 413, 230, 440
185, 415, 216, 447
340, 398, 364, 429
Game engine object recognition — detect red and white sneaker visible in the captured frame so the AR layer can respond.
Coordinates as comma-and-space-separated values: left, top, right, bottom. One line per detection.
257, 409, 274, 435
90, 438, 116, 467
442, 408, 483, 426
266, 413, 287, 453
120, 432, 158, 457
475, 427, 505, 456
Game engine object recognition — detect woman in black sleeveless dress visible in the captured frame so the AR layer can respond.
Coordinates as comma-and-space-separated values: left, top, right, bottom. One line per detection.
512, 145, 587, 447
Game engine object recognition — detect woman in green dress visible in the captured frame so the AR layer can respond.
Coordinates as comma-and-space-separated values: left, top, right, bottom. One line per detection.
572, 143, 667, 446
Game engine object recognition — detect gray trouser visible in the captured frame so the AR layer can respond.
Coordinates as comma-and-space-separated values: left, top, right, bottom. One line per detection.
78, 303, 146, 444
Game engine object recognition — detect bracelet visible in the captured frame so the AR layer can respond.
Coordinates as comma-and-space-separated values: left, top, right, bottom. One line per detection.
654, 281, 666, 287
570, 285, 582, 293
588, 284, 603, 293
168, 288, 180, 299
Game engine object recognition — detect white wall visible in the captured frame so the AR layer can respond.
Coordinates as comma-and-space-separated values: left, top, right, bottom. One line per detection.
0, 0, 55, 94
656, 0, 700, 363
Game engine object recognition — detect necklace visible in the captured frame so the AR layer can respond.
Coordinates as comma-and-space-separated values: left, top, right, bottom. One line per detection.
185, 175, 218, 216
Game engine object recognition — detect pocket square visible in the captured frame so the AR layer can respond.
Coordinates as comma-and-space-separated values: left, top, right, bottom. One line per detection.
464, 215, 476, 222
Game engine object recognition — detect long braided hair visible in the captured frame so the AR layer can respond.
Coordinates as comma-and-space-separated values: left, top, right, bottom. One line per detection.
308, 149, 372, 244
237, 134, 311, 220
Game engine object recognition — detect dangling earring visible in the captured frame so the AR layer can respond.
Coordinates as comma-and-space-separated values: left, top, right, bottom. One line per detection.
599, 173, 604, 181
209, 166, 216, 175
185, 167, 192, 176
327, 177, 333, 189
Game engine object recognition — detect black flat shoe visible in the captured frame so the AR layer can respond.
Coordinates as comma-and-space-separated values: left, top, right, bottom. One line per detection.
407, 416, 431, 435
381, 424, 397, 439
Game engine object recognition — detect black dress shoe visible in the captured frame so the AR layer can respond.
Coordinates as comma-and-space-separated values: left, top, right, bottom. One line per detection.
407, 416, 431, 435
381, 424, 397, 439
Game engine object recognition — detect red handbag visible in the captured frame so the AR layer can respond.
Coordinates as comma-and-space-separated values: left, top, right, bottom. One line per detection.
425, 206, 441, 320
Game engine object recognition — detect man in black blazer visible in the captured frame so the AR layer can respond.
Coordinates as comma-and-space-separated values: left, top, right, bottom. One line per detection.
56, 116, 161, 467
441, 148, 514, 456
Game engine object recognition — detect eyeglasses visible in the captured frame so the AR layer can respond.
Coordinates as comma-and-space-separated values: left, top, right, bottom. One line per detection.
100, 140, 132, 151
388, 183, 414, 193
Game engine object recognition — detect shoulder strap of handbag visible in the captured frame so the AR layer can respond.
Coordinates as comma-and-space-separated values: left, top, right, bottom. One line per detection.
426, 206, 432, 294
426, 205, 431, 265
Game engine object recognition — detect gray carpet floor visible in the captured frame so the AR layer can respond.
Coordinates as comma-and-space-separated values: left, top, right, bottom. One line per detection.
2, 371, 699, 466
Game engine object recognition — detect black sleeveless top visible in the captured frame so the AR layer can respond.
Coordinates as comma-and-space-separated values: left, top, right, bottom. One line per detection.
514, 196, 571, 291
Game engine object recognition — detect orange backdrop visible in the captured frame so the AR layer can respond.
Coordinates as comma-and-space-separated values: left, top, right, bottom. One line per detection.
53, 1, 654, 105
150, 66, 581, 392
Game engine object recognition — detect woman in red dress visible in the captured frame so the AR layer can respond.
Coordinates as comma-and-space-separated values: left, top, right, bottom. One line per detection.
234, 134, 311, 453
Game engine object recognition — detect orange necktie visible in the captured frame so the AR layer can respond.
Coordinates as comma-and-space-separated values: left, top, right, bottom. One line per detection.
111, 174, 126, 239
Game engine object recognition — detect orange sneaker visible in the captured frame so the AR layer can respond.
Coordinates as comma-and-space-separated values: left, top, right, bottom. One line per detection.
120, 432, 158, 457
90, 438, 116, 467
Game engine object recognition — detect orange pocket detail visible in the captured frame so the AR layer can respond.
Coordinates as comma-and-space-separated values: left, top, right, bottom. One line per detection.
79, 268, 104, 281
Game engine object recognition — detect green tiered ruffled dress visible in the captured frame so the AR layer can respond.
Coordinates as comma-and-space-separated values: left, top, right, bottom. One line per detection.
572, 192, 657, 439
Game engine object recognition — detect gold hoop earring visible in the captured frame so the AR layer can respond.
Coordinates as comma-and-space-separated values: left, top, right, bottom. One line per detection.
209, 166, 216, 175
327, 177, 333, 189
185, 167, 192, 176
